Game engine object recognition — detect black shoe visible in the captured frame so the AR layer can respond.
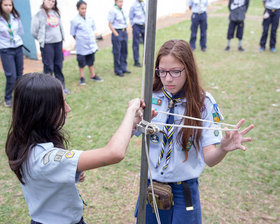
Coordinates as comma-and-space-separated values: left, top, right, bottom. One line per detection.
80, 77, 86, 85
238, 46, 245, 52
123, 70, 131, 74
225, 46, 230, 51
134, 62, 142, 67
90, 75, 104, 82
201, 48, 206, 52
116, 72, 124, 77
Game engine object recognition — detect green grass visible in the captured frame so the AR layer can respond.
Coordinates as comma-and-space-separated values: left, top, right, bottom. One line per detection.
0, 1, 279, 223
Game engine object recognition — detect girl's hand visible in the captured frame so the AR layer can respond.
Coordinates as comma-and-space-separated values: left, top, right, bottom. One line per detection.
79, 171, 86, 182
220, 119, 254, 152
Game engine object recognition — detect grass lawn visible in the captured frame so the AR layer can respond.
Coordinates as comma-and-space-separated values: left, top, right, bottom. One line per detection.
0, 0, 279, 223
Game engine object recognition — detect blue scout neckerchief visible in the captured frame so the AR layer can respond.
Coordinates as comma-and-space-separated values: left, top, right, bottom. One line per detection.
156, 88, 182, 170
114, 3, 126, 23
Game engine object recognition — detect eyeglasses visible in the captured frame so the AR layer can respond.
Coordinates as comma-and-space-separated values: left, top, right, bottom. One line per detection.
155, 68, 185, 78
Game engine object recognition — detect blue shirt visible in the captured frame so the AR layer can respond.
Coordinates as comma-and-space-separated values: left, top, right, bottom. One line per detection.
264, 0, 280, 10
21, 143, 83, 224
148, 90, 222, 182
0, 14, 23, 49
189, 0, 209, 13
70, 14, 98, 55
107, 5, 127, 29
129, 0, 146, 26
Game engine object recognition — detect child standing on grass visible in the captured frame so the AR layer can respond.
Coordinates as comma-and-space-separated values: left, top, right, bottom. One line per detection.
5, 73, 145, 224
31, 0, 70, 95
70, 1, 103, 86
0, 0, 23, 108
134, 39, 254, 224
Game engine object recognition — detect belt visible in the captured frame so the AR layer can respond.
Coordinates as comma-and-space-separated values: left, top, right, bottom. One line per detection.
116, 28, 126, 32
267, 8, 280, 12
135, 24, 145, 27
193, 11, 206, 15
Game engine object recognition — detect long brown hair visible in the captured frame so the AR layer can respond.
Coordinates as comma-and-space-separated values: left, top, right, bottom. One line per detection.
41, 0, 60, 16
153, 39, 205, 160
5, 73, 68, 184
0, 0, 20, 22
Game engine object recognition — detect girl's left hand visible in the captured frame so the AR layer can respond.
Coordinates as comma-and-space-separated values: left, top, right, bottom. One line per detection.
220, 119, 254, 152
79, 171, 86, 182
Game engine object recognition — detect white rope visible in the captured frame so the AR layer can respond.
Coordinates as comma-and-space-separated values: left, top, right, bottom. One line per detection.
151, 122, 238, 131
144, 125, 161, 224
156, 110, 236, 128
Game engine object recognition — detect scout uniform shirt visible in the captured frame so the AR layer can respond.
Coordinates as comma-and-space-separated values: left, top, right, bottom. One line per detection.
129, 0, 146, 26
0, 14, 23, 49
107, 4, 127, 29
70, 14, 98, 56
189, 0, 209, 13
21, 143, 83, 224
149, 90, 223, 183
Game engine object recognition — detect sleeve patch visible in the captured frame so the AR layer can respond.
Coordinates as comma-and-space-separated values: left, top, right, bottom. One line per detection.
54, 149, 67, 162
43, 149, 55, 165
212, 113, 220, 122
65, 150, 75, 159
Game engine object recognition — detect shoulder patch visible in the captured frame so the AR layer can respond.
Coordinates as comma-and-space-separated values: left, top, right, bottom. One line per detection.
43, 149, 55, 165
54, 149, 67, 162
150, 134, 160, 144
65, 150, 75, 159
212, 112, 220, 122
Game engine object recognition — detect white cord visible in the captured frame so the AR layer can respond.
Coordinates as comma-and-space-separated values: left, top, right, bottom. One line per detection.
156, 110, 236, 128
144, 125, 161, 224
152, 122, 238, 131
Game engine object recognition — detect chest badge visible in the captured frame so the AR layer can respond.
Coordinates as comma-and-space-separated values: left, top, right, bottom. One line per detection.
152, 98, 162, 106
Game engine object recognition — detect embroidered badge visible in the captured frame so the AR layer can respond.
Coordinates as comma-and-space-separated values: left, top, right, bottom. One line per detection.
214, 130, 219, 137
152, 98, 162, 106
212, 113, 220, 122
150, 134, 160, 144
213, 104, 222, 120
65, 150, 75, 158
54, 149, 66, 162
43, 150, 55, 165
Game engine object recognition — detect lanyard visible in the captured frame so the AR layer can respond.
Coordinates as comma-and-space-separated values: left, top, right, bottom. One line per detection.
115, 4, 126, 23
140, 1, 145, 16
7, 15, 14, 43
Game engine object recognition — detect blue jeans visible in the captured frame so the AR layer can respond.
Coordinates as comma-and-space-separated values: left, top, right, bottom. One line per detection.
190, 12, 208, 50
135, 178, 202, 224
111, 29, 128, 74
0, 46, 23, 102
40, 41, 65, 87
132, 24, 145, 64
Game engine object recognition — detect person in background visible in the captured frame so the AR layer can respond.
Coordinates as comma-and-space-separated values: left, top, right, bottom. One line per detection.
108, 0, 131, 77
259, 0, 280, 52
71, 0, 103, 86
134, 39, 254, 224
6, 73, 147, 224
31, 0, 70, 94
189, 0, 208, 52
225, 0, 250, 52
129, 0, 145, 67
0, 0, 23, 107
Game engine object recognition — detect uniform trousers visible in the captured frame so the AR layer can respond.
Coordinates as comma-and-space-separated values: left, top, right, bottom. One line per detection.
227, 20, 245, 40
132, 24, 145, 64
0, 46, 23, 102
260, 8, 280, 49
111, 29, 128, 74
40, 41, 65, 87
190, 12, 207, 50
135, 178, 202, 224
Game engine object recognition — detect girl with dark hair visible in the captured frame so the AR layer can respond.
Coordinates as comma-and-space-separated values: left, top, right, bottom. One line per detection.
31, 0, 70, 95
0, 0, 23, 107
6, 73, 145, 224
135, 39, 254, 224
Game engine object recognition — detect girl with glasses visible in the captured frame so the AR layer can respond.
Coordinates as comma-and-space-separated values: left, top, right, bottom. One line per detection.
135, 39, 254, 224
0, 0, 23, 107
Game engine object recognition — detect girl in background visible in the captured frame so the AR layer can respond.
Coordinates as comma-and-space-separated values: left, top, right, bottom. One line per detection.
31, 0, 70, 94
135, 39, 254, 224
0, 0, 23, 107
70, 0, 103, 85
6, 73, 145, 223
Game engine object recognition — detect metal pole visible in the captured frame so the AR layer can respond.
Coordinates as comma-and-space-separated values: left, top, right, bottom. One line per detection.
138, 0, 158, 223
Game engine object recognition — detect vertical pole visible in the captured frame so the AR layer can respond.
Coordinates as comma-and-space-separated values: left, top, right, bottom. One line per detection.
138, 0, 158, 223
